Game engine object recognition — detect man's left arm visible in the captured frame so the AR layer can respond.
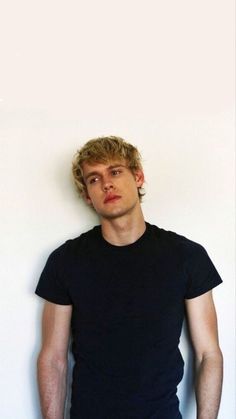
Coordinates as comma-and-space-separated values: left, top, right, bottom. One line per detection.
185, 290, 223, 419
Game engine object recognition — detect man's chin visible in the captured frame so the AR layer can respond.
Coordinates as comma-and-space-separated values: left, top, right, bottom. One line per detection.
97, 205, 137, 221
99, 211, 125, 220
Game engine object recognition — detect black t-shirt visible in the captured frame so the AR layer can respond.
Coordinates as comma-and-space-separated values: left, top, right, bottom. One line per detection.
35, 222, 222, 419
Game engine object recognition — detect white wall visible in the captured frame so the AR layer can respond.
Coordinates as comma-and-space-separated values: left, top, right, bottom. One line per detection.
0, 1, 235, 418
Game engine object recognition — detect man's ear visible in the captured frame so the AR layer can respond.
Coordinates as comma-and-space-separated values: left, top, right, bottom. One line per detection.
134, 169, 145, 188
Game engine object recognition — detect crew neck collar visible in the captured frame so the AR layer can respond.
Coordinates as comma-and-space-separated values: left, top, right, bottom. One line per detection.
95, 221, 150, 251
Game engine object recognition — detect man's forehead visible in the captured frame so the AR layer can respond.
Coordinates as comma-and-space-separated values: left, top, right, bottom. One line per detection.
81, 159, 127, 172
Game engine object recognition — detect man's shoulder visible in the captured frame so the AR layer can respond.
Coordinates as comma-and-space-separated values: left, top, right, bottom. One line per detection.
148, 222, 204, 253
49, 225, 101, 259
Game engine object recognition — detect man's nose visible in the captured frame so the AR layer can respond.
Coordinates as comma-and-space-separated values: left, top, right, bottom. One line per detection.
102, 176, 114, 191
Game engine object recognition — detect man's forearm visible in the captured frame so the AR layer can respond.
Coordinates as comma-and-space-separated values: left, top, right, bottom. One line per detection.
195, 350, 223, 419
37, 354, 67, 419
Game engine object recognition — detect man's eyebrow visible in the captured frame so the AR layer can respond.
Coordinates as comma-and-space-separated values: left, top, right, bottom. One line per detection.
108, 164, 126, 170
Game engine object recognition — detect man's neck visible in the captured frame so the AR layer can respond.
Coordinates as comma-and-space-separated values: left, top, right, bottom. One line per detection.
100, 211, 146, 246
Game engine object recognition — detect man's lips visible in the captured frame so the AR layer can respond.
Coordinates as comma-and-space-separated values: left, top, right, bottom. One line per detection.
104, 194, 121, 204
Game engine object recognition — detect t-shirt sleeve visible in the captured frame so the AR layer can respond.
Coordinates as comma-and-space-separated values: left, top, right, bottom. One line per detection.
184, 242, 223, 299
35, 247, 72, 305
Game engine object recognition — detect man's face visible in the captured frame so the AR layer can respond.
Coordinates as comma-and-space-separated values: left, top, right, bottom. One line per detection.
81, 159, 144, 220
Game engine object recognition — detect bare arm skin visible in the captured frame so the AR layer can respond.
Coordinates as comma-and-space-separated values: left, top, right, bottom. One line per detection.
185, 291, 223, 419
37, 302, 72, 419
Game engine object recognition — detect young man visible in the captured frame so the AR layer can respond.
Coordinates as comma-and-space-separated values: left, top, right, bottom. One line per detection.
36, 136, 223, 419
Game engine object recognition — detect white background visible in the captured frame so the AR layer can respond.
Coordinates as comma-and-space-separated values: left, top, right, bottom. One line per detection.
0, 1, 235, 418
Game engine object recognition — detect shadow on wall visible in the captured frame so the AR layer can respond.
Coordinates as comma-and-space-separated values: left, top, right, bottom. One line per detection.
32, 302, 46, 419
178, 320, 196, 418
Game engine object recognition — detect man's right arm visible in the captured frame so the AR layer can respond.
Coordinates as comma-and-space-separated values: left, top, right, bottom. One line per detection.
37, 301, 72, 419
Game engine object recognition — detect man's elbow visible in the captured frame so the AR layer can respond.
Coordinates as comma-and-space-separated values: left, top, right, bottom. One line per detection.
196, 346, 223, 369
37, 348, 68, 374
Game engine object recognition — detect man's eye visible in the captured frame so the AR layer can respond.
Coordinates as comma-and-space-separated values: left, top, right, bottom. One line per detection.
89, 177, 99, 184
111, 169, 121, 176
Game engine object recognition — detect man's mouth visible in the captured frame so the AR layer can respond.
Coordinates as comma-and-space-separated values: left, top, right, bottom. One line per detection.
104, 194, 121, 204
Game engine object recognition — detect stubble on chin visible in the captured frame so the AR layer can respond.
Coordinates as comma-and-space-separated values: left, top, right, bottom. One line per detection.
98, 201, 139, 221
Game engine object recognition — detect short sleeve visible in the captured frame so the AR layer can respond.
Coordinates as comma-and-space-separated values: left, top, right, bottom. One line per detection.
184, 242, 223, 299
35, 248, 72, 305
